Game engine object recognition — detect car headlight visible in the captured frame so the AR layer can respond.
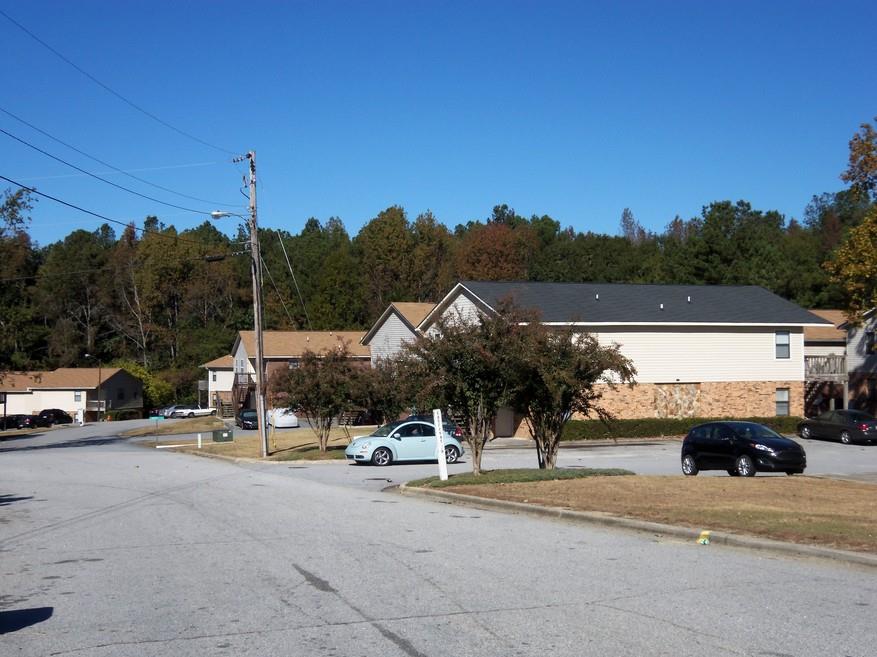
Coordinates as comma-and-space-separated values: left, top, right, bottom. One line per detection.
752, 443, 775, 453
357, 442, 371, 451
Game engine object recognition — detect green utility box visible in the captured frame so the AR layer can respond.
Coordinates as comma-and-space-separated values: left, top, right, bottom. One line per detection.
212, 428, 234, 442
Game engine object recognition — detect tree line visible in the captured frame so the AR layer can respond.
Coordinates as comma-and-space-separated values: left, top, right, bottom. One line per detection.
2, 117, 876, 404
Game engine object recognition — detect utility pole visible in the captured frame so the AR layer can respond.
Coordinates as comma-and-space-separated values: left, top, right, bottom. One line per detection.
237, 151, 269, 458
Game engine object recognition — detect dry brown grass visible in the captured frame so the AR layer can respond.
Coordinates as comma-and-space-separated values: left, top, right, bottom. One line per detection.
166, 425, 375, 460
447, 475, 877, 553
121, 417, 227, 437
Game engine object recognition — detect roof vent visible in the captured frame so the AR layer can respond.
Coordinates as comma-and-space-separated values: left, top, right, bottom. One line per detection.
659, 303, 664, 310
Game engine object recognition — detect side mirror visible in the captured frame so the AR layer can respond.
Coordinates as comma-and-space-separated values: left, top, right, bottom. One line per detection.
393, 433, 401, 439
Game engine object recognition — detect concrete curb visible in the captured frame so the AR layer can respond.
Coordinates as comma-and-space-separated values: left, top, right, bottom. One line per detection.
397, 484, 877, 569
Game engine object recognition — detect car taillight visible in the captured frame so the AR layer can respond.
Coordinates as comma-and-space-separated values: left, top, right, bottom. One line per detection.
860, 423, 870, 430
454, 428, 462, 437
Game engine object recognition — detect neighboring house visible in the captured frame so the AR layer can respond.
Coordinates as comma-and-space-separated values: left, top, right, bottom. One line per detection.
416, 281, 831, 432
201, 355, 235, 416
227, 330, 370, 413
361, 302, 434, 366
839, 309, 877, 415
0, 368, 144, 421
803, 309, 847, 416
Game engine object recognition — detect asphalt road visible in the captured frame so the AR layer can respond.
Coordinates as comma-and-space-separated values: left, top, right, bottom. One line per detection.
1, 422, 876, 656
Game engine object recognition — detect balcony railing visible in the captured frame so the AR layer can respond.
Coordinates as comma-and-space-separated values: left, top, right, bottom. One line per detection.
235, 373, 254, 386
805, 355, 846, 381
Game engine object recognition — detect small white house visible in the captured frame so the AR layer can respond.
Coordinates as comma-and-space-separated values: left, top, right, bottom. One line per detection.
201, 355, 235, 412
0, 368, 143, 421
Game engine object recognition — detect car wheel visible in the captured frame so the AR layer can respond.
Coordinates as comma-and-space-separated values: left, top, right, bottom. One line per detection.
800, 426, 811, 439
735, 454, 756, 477
211, 410, 217, 416
727, 469, 740, 476
188, 412, 195, 418
840, 430, 852, 445
444, 445, 460, 464
785, 470, 802, 476
681, 454, 698, 476
371, 447, 392, 466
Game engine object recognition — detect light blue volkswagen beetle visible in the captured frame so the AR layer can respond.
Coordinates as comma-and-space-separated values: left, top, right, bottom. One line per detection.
345, 418, 465, 466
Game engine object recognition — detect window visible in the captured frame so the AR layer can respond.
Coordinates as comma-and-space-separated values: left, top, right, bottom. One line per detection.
212, 372, 217, 382
776, 388, 790, 416
74, 391, 82, 402
288, 360, 299, 369
775, 331, 790, 359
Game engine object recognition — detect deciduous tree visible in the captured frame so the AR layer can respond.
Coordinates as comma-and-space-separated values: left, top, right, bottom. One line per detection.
270, 345, 357, 452
508, 323, 636, 469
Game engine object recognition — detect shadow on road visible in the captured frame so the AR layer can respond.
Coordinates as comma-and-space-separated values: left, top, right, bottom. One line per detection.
0, 607, 53, 634
0, 436, 127, 453
0, 494, 34, 506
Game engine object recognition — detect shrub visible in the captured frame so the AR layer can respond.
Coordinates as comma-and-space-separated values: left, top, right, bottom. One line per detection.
561, 416, 804, 441
108, 409, 142, 421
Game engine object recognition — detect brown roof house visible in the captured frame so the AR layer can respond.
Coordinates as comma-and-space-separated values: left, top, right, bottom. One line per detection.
0, 367, 143, 421
223, 330, 370, 414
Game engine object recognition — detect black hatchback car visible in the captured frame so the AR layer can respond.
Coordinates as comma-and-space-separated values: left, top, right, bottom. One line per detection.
681, 421, 806, 477
38, 409, 73, 425
797, 410, 877, 445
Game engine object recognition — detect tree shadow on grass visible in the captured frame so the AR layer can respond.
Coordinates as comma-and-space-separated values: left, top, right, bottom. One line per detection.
0, 607, 53, 634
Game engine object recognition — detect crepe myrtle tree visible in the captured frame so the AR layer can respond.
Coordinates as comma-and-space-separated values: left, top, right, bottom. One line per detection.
351, 357, 410, 426
401, 303, 527, 475
270, 345, 357, 452
508, 323, 636, 469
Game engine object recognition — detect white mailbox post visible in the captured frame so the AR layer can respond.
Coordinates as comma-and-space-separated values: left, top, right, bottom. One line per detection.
432, 408, 449, 481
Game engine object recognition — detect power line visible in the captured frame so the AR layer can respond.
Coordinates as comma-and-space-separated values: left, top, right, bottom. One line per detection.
0, 105, 242, 208
0, 173, 232, 252
259, 254, 297, 326
0, 8, 239, 156
0, 250, 238, 284
0, 126, 213, 214
277, 232, 312, 330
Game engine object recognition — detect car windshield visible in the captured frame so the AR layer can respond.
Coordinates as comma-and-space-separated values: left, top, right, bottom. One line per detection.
726, 422, 783, 440
241, 411, 256, 419
370, 420, 407, 437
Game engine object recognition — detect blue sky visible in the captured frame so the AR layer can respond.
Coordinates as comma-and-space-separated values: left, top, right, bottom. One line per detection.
2, 1, 876, 247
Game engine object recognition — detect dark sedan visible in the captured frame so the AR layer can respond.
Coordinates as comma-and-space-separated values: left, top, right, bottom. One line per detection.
1, 414, 37, 430
681, 421, 806, 477
38, 409, 73, 425
236, 409, 258, 430
797, 410, 877, 445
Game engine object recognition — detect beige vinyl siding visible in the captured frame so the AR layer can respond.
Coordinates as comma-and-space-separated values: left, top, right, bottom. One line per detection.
846, 317, 877, 374
3, 392, 37, 415
805, 345, 845, 357
208, 369, 235, 396
370, 312, 417, 365
233, 341, 255, 375
429, 295, 481, 336
584, 325, 805, 383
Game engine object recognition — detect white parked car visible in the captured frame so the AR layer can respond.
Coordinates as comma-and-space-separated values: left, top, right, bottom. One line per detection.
170, 404, 216, 418
267, 408, 299, 428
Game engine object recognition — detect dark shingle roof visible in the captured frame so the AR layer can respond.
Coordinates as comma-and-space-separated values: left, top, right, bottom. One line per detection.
461, 281, 831, 325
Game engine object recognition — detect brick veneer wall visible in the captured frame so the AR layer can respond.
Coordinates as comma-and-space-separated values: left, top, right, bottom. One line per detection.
594, 380, 804, 419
